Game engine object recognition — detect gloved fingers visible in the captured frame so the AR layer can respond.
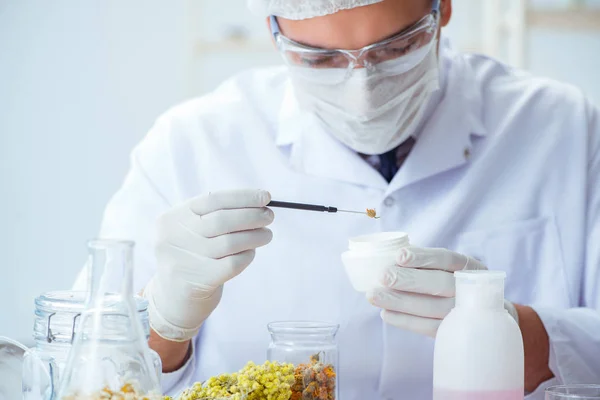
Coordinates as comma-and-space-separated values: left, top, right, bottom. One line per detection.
380, 309, 441, 338
155, 244, 215, 284
207, 228, 273, 259
156, 247, 257, 291
156, 222, 273, 263
396, 246, 467, 271
367, 288, 454, 319
180, 250, 257, 288
213, 249, 257, 283
463, 255, 486, 271
183, 207, 274, 238
397, 246, 486, 272
380, 266, 455, 297
189, 189, 271, 216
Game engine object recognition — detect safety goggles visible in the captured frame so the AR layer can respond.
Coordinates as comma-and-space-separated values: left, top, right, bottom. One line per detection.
270, 0, 441, 84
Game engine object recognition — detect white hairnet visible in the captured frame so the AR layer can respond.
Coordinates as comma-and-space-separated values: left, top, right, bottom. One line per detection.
247, 0, 384, 20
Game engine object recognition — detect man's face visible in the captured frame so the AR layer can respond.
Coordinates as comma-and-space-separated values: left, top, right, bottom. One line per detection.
274, 0, 452, 51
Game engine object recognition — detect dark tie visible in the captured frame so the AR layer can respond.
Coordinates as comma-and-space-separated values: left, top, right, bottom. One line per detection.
379, 148, 399, 183
377, 137, 416, 183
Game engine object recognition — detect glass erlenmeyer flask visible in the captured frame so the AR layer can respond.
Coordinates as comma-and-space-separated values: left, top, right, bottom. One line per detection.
56, 239, 162, 399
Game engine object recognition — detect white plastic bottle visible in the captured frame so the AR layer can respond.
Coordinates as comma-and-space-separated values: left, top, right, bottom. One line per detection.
433, 270, 524, 400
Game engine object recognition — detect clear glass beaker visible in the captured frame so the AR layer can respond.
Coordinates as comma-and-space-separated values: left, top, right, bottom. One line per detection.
22, 290, 160, 400
267, 321, 339, 400
55, 239, 163, 399
546, 384, 600, 399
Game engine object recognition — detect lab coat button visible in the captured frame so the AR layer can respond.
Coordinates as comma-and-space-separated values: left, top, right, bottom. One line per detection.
384, 197, 395, 207
464, 147, 471, 160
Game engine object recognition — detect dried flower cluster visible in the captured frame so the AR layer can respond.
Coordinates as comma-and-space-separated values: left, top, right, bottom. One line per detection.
366, 208, 378, 218
291, 354, 336, 400
176, 355, 336, 400
60, 383, 166, 400
178, 360, 295, 400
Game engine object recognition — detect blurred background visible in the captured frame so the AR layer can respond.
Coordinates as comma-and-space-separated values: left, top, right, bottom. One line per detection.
1, 0, 599, 346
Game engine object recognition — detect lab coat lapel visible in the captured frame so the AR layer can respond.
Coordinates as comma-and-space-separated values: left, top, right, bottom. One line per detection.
385, 51, 488, 197
276, 83, 387, 190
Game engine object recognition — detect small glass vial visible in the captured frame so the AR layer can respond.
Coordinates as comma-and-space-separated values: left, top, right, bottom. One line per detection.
546, 384, 600, 399
22, 290, 161, 400
267, 321, 339, 400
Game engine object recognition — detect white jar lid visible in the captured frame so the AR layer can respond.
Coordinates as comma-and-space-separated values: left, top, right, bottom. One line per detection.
348, 231, 410, 252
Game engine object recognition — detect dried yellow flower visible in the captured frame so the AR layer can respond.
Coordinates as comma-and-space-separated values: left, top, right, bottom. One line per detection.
59, 383, 166, 400
366, 208, 378, 218
178, 360, 295, 400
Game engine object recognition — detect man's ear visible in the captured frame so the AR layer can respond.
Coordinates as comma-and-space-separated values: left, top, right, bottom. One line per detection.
440, 0, 452, 27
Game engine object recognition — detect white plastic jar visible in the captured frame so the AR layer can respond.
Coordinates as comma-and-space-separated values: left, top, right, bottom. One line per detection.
341, 231, 410, 292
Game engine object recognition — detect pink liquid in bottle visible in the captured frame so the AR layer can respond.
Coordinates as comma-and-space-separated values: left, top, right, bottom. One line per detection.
434, 388, 524, 400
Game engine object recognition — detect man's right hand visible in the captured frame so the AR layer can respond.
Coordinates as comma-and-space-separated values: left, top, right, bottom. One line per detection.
144, 189, 274, 342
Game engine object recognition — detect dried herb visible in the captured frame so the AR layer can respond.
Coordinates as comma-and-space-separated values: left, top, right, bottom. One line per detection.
291, 353, 336, 400
60, 383, 166, 399
178, 360, 295, 400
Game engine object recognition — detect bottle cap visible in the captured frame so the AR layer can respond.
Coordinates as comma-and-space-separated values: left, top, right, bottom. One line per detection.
454, 270, 506, 283
454, 270, 506, 309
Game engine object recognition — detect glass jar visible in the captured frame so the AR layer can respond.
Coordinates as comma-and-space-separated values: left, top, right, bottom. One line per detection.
22, 290, 161, 400
546, 384, 600, 399
267, 321, 339, 400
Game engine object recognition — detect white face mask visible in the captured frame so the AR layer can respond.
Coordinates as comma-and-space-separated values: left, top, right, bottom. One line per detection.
289, 40, 441, 155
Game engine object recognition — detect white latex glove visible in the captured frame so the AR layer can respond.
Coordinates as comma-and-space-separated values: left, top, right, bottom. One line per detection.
144, 189, 274, 342
367, 246, 519, 337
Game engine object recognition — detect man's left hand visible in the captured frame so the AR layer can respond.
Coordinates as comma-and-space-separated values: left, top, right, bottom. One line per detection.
367, 246, 519, 337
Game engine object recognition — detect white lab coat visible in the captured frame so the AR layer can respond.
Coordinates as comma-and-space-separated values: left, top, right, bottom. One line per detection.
84, 41, 600, 399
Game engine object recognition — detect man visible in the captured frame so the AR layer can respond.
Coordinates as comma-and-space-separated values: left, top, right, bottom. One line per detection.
77, 0, 600, 398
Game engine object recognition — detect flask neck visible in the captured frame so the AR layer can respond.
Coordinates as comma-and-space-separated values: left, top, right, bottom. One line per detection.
76, 239, 144, 342
87, 240, 135, 305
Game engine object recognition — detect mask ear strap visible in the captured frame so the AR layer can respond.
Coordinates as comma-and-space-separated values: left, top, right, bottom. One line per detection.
269, 15, 281, 37
432, 0, 442, 21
